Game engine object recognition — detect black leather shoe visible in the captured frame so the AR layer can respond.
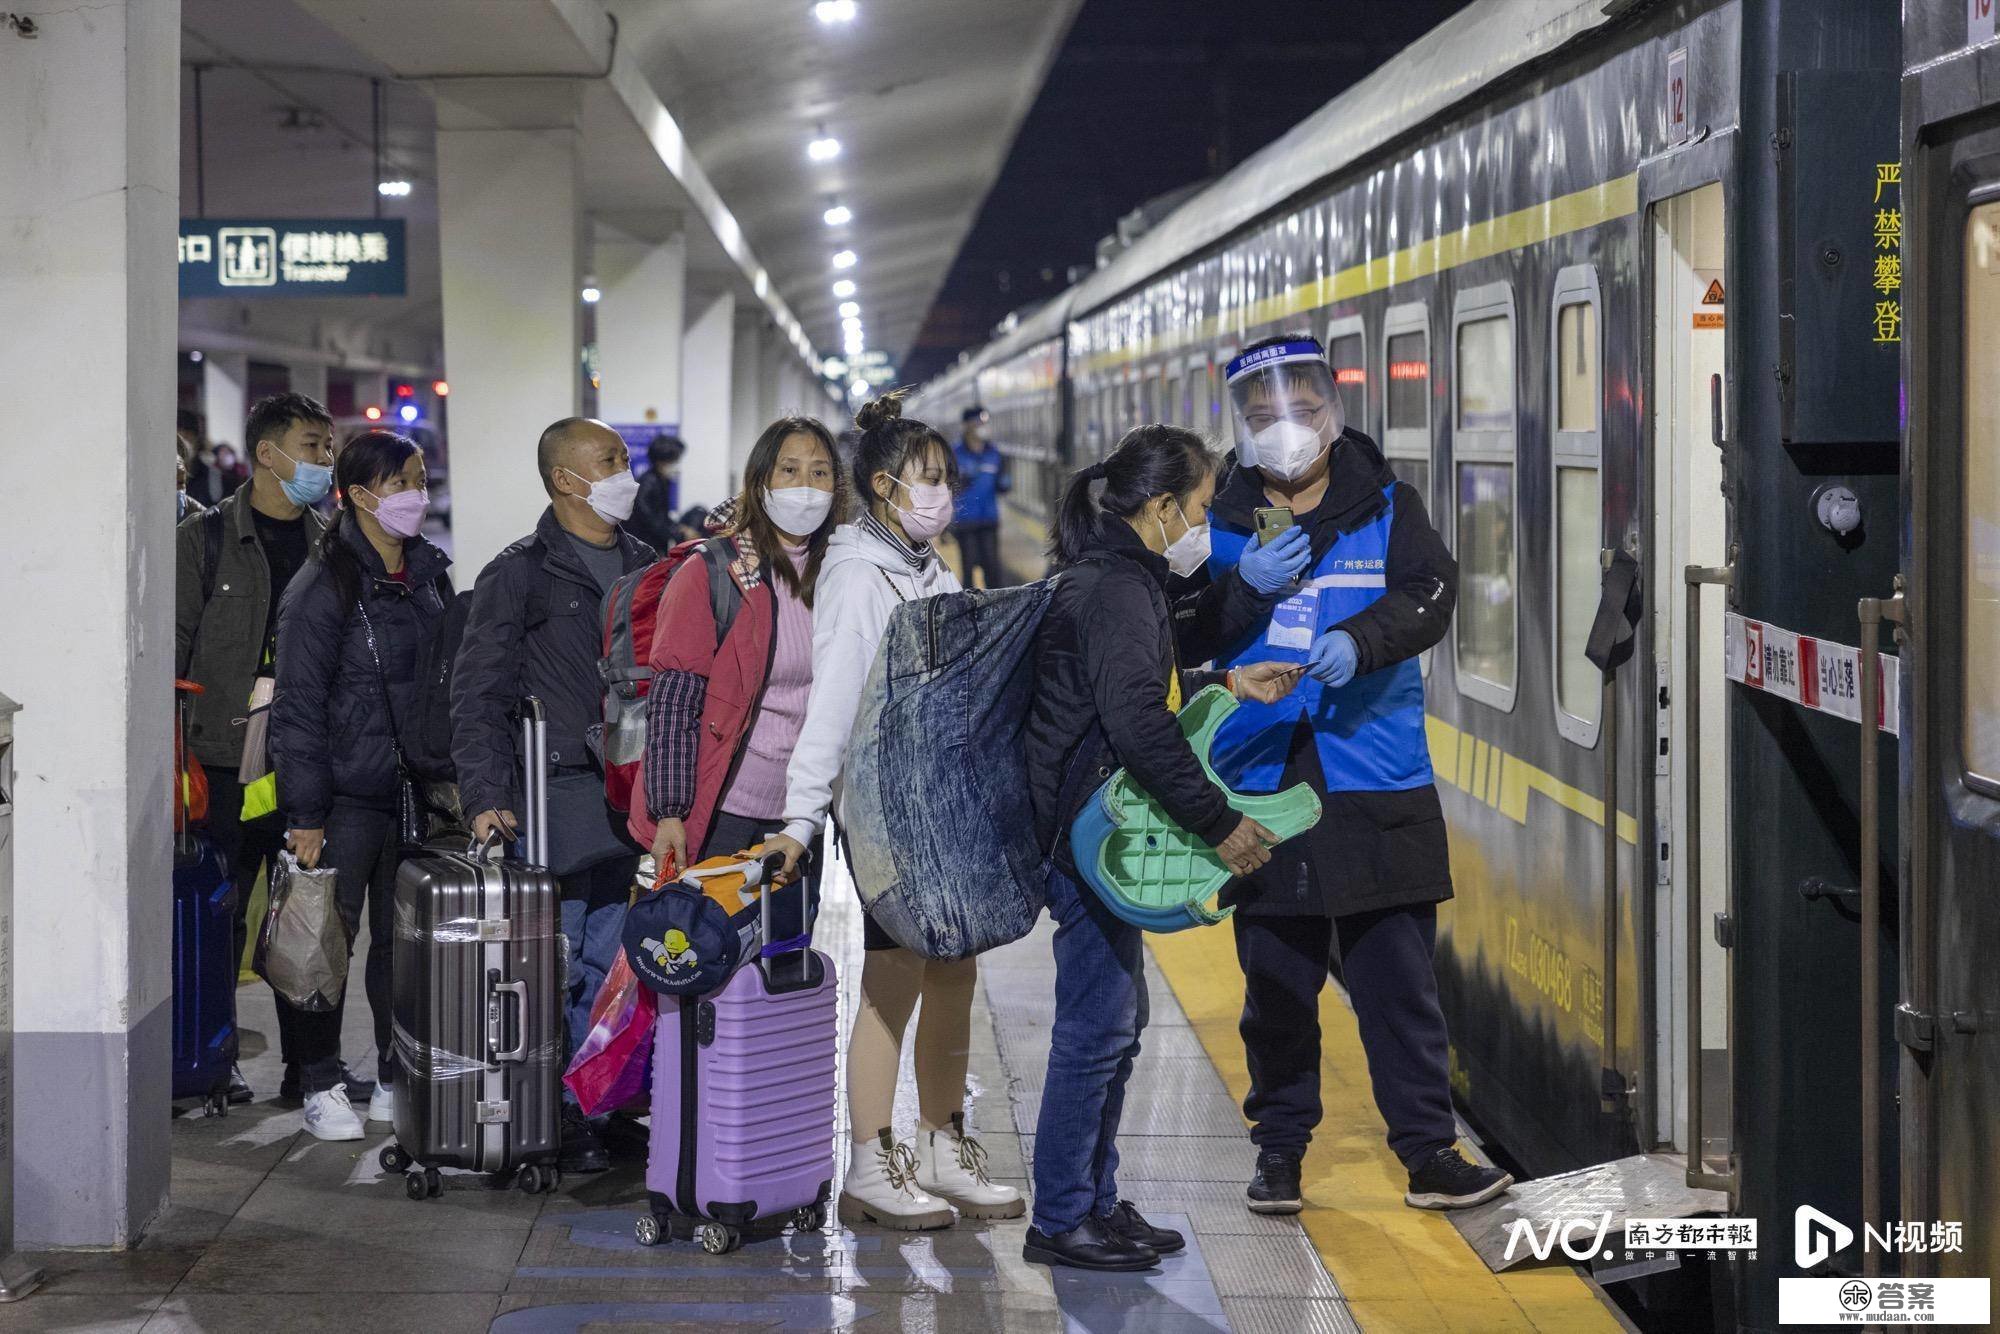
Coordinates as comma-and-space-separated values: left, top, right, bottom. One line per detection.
1022, 1213, 1159, 1271
559, 1107, 610, 1174
1247, 1149, 1303, 1215
1099, 1200, 1185, 1254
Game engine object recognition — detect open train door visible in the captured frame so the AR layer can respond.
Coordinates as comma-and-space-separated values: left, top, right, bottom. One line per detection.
1649, 181, 1735, 1198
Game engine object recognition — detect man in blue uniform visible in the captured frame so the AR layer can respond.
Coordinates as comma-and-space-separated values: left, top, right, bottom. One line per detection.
951, 405, 1010, 587
1199, 334, 1512, 1215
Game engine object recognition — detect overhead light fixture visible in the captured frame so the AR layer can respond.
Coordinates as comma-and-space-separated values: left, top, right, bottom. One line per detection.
814, 0, 858, 24
398, 403, 420, 424
837, 300, 860, 318
850, 378, 871, 397
364, 405, 383, 421
841, 317, 863, 333
189, 349, 204, 363
832, 278, 856, 298
823, 357, 847, 376
822, 203, 852, 227
581, 285, 601, 304
806, 128, 841, 162
845, 339, 865, 356
376, 179, 412, 198
831, 249, 857, 270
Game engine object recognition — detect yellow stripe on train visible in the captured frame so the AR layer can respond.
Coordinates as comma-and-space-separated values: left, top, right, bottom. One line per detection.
1426, 714, 1639, 845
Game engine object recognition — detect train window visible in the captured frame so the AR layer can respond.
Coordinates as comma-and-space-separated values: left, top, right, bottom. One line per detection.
1452, 285, 1519, 712
1386, 332, 1429, 432
1381, 306, 1433, 675
1965, 203, 2000, 784
1551, 266, 1604, 745
1325, 312, 1368, 441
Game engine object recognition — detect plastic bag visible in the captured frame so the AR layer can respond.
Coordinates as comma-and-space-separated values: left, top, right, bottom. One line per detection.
561, 952, 656, 1117
254, 852, 349, 1012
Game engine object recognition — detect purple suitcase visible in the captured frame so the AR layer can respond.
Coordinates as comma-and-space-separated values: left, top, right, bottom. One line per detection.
636, 881, 837, 1254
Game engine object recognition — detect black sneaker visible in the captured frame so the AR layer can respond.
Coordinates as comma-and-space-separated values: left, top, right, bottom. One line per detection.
1099, 1200, 1184, 1254
559, 1107, 610, 1174
1022, 1213, 1158, 1272
1246, 1149, 1303, 1215
1404, 1146, 1513, 1210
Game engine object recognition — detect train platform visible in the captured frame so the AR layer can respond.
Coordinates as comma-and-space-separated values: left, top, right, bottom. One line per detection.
0, 853, 1623, 1334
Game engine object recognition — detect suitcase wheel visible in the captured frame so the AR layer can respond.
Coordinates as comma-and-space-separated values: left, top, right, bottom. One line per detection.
202, 1091, 228, 1119
634, 1213, 665, 1247
791, 1204, 827, 1233
404, 1172, 428, 1202
696, 1221, 741, 1255
379, 1143, 411, 1174
424, 1167, 442, 1197
515, 1164, 554, 1195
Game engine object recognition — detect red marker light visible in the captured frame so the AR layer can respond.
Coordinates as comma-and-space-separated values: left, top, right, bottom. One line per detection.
432, 380, 449, 397
364, 405, 383, 421
394, 383, 414, 398
1388, 360, 1429, 381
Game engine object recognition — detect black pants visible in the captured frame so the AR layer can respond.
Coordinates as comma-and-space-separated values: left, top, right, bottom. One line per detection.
957, 523, 1005, 589
287, 802, 399, 1093
1233, 905, 1457, 1169
204, 771, 286, 1060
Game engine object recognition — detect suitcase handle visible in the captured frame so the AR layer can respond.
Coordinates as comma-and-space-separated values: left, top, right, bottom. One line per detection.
518, 695, 549, 869
487, 977, 530, 1063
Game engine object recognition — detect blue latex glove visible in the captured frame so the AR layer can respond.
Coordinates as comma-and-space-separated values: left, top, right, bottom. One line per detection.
1238, 524, 1312, 594
1306, 629, 1359, 687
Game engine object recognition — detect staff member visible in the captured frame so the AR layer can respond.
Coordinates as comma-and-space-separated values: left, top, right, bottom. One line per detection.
1202, 334, 1512, 1216
950, 405, 1009, 588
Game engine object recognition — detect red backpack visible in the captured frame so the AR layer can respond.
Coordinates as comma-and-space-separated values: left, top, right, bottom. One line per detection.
596, 538, 744, 813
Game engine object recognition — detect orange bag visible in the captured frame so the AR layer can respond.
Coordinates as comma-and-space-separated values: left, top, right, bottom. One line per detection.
174, 680, 210, 831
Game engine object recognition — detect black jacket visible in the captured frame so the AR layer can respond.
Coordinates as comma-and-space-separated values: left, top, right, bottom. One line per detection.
450, 507, 656, 821
1024, 516, 1278, 877
628, 469, 680, 554
1207, 430, 1458, 917
271, 523, 451, 829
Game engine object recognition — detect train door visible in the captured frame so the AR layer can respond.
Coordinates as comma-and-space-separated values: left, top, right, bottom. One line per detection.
1649, 181, 1733, 1188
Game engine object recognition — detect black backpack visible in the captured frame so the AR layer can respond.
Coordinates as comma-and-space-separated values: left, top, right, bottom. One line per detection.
408, 578, 469, 781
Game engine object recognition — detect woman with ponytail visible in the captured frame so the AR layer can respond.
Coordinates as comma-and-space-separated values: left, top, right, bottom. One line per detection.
270, 430, 450, 1140
1016, 423, 1307, 1271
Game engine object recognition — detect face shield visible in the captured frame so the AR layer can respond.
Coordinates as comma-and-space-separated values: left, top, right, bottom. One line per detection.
1225, 340, 1343, 482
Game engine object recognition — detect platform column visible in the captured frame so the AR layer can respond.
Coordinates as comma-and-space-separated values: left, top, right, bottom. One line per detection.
287, 361, 328, 407
595, 228, 686, 435
202, 350, 248, 449
680, 290, 736, 507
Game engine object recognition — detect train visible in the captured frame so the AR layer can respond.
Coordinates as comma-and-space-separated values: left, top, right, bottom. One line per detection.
919, 1, 1998, 1329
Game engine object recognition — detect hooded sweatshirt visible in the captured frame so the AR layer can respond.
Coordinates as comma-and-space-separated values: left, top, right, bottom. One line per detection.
778, 515, 960, 849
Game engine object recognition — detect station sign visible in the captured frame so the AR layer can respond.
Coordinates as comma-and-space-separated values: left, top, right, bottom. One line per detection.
178, 218, 406, 298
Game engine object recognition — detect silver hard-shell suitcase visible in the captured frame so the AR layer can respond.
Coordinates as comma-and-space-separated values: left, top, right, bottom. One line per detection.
381, 698, 564, 1198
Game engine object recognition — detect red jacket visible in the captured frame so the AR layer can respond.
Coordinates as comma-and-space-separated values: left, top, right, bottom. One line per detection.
627, 536, 778, 858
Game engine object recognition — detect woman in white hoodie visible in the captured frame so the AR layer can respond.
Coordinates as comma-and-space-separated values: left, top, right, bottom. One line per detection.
765, 392, 1024, 1230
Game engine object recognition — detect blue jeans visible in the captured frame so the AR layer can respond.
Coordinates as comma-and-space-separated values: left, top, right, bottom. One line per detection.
1031, 865, 1149, 1235
558, 854, 639, 1108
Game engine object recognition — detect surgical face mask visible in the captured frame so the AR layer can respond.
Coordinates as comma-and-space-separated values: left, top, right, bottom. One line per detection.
564, 466, 640, 525
1246, 418, 1330, 482
763, 485, 833, 537
360, 486, 429, 540
1157, 500, 1212, 579
277, 447, 333, 506
883, 476, 953, 543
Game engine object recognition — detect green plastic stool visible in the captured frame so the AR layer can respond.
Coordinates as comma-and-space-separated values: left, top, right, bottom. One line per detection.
1069, 686, 1323, 932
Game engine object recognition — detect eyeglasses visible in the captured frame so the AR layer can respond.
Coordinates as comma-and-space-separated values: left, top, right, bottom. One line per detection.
1241, 401, 1330, 433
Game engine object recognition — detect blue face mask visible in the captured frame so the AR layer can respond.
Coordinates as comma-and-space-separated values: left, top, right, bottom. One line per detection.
277, 448, 332, 506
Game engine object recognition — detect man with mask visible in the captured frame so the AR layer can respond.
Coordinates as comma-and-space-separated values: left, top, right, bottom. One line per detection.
452, 417, 656, 1174
951, 405, 1010, 588
176, 392, 351, 1106
1194, 334, 1511, 1216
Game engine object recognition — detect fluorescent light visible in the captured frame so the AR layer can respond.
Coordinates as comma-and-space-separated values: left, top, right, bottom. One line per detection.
377, 179, 412, 197
837, 301, 860, 318
823, 203, 852, 227
581, 285, 601, 304
814, 0, 857, 23
807, 135, 841, 162
850, 379, 870, 397
823, 357, 847, 376
832, 279, 856, 298
842, 321, 863, 337
831, 249, 857, 270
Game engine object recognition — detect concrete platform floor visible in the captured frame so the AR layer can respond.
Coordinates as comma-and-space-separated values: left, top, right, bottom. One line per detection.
0, 852, 1355, 1334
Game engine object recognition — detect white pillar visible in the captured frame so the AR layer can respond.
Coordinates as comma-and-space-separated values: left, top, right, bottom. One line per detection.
595, 231, 685, 431
202, 351, 248, 450
288, 361, 328, 408
349, 370, 390, 421
679, 291, 736, 508
730, 314, 764, 482
0, 0, 177, 1247
436, 89, 583, 580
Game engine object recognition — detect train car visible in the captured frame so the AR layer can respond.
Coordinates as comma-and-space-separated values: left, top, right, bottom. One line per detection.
926, 1, 1919, 1327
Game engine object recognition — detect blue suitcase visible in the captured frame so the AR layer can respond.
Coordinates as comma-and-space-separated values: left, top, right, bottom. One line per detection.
173, 831, 238, 1115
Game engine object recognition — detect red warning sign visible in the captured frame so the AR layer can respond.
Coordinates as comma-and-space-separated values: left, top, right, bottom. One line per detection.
1701, 279, 1726, 305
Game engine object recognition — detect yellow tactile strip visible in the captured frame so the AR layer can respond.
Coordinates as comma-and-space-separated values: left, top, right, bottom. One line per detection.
1148, 926, 1624, 1333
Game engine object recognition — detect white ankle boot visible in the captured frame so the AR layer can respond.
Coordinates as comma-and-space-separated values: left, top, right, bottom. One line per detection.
840, 1130, 956, 1231
916, 1114, 1024, 1219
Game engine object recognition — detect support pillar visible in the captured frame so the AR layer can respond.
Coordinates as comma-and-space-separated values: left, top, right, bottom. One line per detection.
0, 0, 178, 1248
595, 229, 685, 432
201, 350, 248, 450
435, 85, 583, 579
287, 361, 328, 407
730, 313, 765, 483
679, 291, 736, 507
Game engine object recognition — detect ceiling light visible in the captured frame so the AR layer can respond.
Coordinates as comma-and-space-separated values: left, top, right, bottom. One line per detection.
822, 203, 852, 227
807, 132, 841, 163
823, 357, 847, 376
831, 250, 857, 270
841, 317, 863, 333
814, 0, 858, 24
432, 380, 449, 397
581, 285, 601, 304
376, 179, 412, 198
832, 279, 856, 298
851, 379, 871, 397
837, 301, 860, 318
364, 405, 383, 421
189, 349, 204, 363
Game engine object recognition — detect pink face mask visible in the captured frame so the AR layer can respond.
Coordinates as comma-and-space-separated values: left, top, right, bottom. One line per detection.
361, 486, 429, 539
884, 476, 953, 542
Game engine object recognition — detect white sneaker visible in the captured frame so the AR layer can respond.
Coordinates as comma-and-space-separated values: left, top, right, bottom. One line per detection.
916, 1114, 1024, 1219
303, 1086, 365, 1141
367, 1083, 395, 1124
839, 1130, 956, 1231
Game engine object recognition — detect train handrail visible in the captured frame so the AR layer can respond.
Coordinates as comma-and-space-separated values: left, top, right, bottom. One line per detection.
1856, 592, 1903, 1279
1683, 563, 1737, 1199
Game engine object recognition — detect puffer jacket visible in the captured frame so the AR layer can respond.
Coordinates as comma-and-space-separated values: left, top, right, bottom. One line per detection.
270, 522, 451, 829
1022, 516, 1277, 877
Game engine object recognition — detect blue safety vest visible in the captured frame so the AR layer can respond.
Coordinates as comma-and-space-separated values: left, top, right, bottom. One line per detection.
1206, 484, 1433, 794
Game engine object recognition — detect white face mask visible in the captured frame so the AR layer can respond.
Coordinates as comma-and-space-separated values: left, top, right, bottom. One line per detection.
763, 485, 833, 536
1247, 418, 1330, 482
564, 466, 639, 524
1158, 500, 1212, 579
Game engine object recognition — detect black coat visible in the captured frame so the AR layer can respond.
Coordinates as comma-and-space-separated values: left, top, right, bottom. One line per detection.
1024, 516, 1278, 878
271, 522, 451, 829
450, 507, 656, 822
1205, 432, 1458, 918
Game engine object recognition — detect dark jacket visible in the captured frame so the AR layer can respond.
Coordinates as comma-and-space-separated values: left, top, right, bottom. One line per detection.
952, 438, 1009, 527
450, 507, 656, 822
628, 468, 680, 553
175, 485, 329, 768
1024, 516, 1277, 877
270, 523, 451, 829
1205, 430, 1457, 917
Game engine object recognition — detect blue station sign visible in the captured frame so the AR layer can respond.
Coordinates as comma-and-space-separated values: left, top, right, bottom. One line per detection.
178, 218, 407, 298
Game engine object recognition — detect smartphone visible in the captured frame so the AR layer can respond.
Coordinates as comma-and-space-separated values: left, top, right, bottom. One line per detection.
1254, 506, 1295, 546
